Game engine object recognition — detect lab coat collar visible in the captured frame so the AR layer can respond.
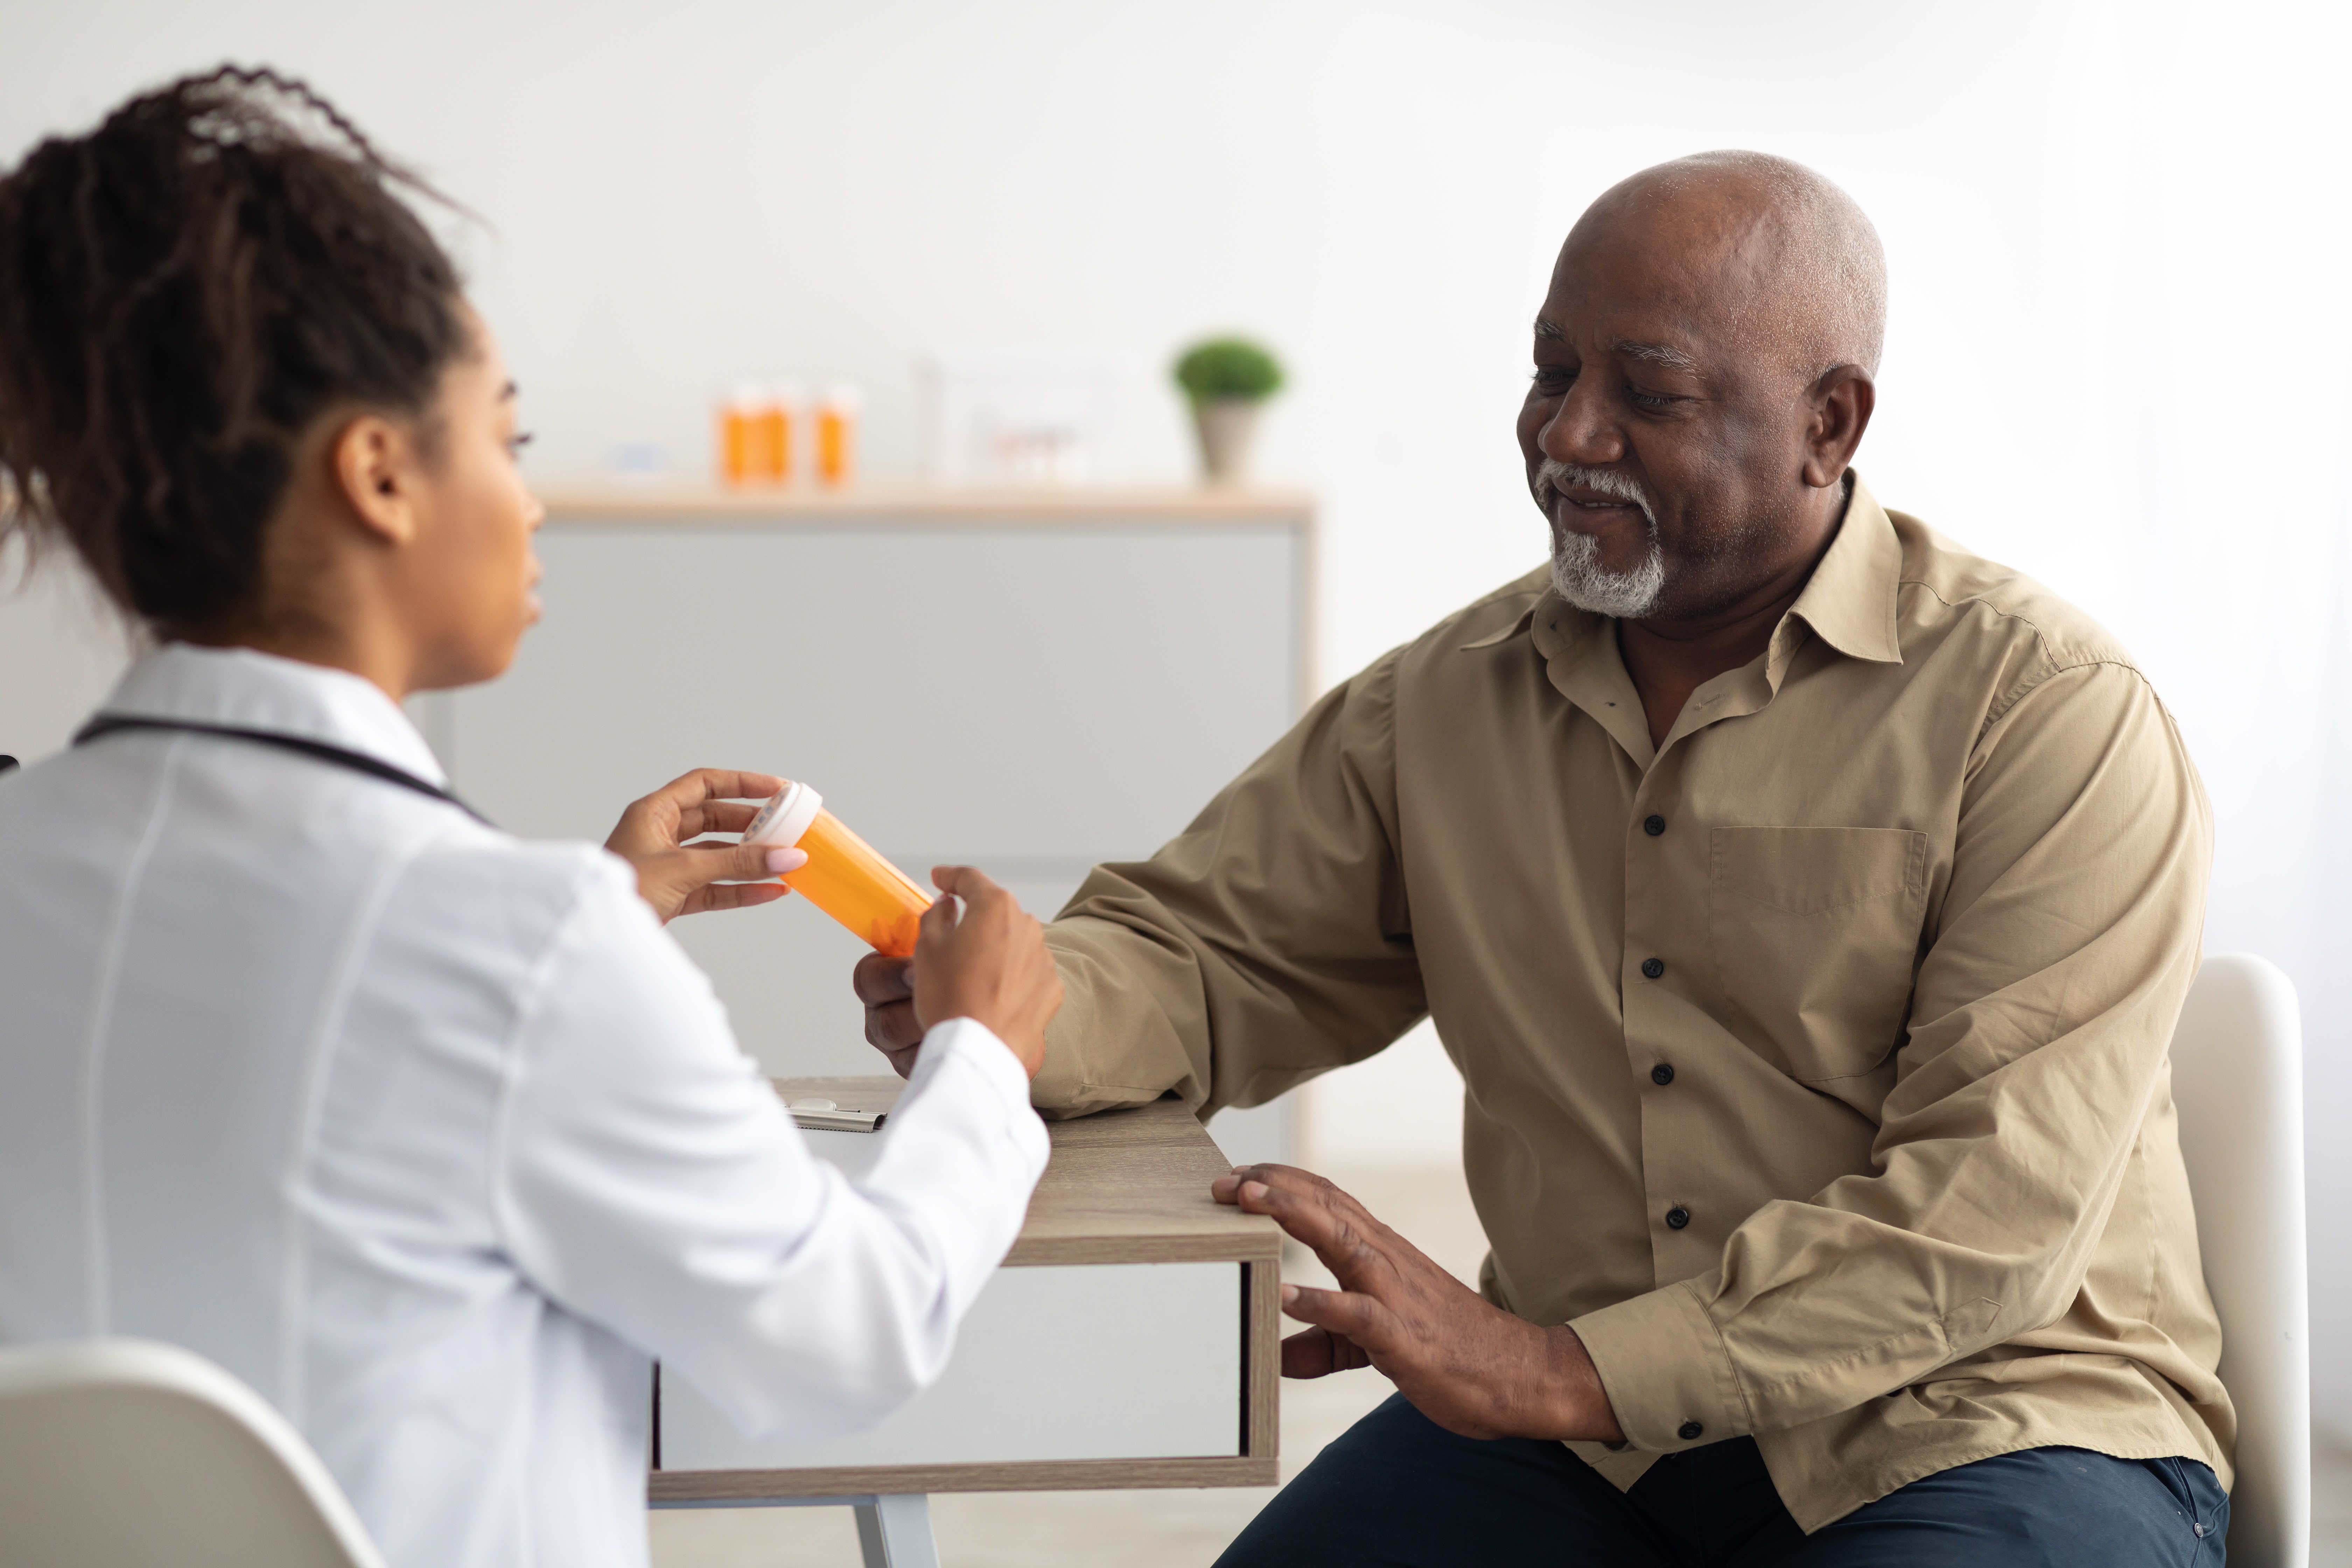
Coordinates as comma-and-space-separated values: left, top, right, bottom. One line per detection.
98, 644, 451, 787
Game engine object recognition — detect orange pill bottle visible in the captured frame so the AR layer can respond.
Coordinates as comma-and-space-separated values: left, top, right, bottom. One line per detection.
719, 388, 753, 485
719, 384, 768, 486
743, 782, 932, 957
816, 385, 859, 486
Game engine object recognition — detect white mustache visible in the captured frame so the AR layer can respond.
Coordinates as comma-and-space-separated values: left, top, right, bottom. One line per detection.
1536, 459, 1656, 528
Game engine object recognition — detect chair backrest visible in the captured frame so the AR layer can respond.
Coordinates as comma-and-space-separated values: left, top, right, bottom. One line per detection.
2169, 952, 2310, 1568
0, 1338, 386, 1568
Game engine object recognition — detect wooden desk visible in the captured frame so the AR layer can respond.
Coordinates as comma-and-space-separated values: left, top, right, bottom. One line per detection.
650, 1078, 1282, 1503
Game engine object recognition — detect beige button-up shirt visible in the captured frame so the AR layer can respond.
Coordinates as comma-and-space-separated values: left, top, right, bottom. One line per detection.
1036, 476, 2227, 1529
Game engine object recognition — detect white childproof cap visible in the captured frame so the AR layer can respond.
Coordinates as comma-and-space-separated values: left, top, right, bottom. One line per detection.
742, 782, 824, 850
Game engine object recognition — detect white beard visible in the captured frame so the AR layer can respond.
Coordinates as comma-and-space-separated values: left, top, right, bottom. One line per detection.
1540, 459, 1666, 618
1549, 527, 1665, 618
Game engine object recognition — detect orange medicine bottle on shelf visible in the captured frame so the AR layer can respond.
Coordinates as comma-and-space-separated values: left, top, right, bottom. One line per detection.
816, 385, 858, 486
743, 782, 932, 957
720, 384, 771, 486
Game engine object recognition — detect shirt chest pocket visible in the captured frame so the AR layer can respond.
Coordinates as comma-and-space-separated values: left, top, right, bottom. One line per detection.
1709, 826, 1929, 1083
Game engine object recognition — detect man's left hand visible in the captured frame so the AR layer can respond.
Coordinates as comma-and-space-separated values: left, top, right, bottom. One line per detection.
604, 769, 807, 923
1213, 1163, 1625, 1444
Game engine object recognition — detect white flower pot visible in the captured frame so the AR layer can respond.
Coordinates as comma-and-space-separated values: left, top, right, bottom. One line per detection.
1191, 397, 1262, 486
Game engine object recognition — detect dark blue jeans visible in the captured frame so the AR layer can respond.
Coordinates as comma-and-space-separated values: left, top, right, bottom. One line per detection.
1215, 1393, 2227, 1567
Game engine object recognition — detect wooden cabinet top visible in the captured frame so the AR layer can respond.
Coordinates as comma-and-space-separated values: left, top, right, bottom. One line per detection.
774, 1076, 1279, 1267
536, 484, 1315, 524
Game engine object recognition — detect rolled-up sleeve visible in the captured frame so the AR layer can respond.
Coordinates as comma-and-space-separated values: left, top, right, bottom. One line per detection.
488, 859, 1049, 1441
1573, 659, 2211, 1450
1036, 649, 1429, 1118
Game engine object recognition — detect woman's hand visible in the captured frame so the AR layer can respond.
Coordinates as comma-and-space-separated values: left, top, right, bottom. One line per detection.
604, 769, 807, 924
909, 866, 1063, 1077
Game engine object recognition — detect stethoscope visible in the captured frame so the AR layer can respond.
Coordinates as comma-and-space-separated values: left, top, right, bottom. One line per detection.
61, 714, 490, 825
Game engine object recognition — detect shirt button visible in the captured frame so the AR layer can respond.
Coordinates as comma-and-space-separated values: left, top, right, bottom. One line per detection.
1678, 1420, 1705, 1441
1641, 957, 1665, 980
1666, 1205, 1691, 1230
1651, 1063, 1675, 1086
1643, 814, 1666, 836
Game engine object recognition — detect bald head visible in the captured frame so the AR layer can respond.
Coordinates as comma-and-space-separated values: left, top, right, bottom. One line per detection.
1572, 150, 1886, 382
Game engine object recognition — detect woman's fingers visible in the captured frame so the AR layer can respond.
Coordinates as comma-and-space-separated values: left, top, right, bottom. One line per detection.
707, 842, 804, 882
674, 799, 762, 840
600, 769, 805, 922
679, 880, 791, 917
683, 842, 805, 878
605, 770, 788, 907
653, 769, 785, 812
618, 843, 805, 924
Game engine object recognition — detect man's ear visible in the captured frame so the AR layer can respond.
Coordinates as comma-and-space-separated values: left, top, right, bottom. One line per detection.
1800, 366, 1875, 489
328, 413, 421, 546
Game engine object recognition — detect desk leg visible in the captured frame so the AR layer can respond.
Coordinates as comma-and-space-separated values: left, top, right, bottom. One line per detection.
852, 1493, 938, 1568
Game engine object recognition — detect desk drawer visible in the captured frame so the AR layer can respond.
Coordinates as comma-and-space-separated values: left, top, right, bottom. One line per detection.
657, 1260, 1242, 1469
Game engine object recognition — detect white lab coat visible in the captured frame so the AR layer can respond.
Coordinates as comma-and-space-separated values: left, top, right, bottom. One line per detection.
0, 643, 1049, 1568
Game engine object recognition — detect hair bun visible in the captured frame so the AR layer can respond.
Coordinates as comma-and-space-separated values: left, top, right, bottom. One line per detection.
0, 64, 469, 636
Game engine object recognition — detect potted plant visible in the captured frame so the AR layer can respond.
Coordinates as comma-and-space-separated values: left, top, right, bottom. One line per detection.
1173, 336, 1283, 485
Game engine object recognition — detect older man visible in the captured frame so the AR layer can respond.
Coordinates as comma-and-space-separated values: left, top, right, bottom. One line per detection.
863, 152, 2229, 1564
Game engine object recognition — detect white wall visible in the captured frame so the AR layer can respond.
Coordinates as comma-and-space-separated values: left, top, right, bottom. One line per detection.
6, 0, 2349, 1420
15, 0, 2304, 670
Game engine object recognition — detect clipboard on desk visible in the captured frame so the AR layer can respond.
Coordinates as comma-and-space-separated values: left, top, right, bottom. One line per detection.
776, 1075, 902, 1134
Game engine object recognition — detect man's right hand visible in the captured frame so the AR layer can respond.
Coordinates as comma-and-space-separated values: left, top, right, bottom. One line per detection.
863, 866, 1060, 1079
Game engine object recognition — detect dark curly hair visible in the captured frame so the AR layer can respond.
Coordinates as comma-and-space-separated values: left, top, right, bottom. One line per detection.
0, 65, 470, 637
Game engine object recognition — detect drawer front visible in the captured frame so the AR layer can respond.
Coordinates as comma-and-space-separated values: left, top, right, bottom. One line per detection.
657, 1260, 1244, 1469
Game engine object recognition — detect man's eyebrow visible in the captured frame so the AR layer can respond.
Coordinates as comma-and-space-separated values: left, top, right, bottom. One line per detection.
499, 380, 519, 400
1532, 317, 1563, 341
1614, 340, 1700, 373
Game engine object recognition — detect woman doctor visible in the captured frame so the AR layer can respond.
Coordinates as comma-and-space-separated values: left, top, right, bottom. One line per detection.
0, 69, 1058, 1568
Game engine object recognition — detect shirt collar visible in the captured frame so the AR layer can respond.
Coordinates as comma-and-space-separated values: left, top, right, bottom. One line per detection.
98, 643, 450, 786
1460, 602, 1544, 652
1460, 469, 1905, 669
1782, 471, 1903, 666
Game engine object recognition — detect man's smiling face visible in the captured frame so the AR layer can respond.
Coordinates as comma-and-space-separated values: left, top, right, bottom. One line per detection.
1515, 180, 1837, 624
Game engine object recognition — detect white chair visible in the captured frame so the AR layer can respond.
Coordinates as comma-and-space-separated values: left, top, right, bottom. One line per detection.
0, 1337, 386, 1568
2170, 952, 2311, 1568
